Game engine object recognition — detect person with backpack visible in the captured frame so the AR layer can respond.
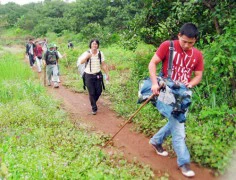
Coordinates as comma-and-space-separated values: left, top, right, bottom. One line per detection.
33, 41, 43, 73
25, 38, 36, 68
77, 39, 109, 115
54, 44, 66, 83
148, 23, 204, 177
68, 41, 74, 49
43, 43, 59, 88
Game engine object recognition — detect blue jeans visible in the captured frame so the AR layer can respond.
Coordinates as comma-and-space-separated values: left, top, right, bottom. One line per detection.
150, 116, 190, 167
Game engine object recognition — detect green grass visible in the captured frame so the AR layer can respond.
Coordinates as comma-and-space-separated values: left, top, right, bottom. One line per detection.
0, 54, 34, 83
0, 50, 155, 179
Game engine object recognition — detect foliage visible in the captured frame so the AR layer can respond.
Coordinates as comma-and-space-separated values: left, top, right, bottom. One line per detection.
187, 105, 236, 173
192, 20, 236, 109
1, 0, 235, 47
0, 54, 35, 84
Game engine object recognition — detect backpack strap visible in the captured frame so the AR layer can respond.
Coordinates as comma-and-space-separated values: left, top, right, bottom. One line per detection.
98, 50, 101, 64
167, 41, 174, 78
101, 72, 105, 91
82, 73, 86, 90
86, 50, 102, 72
83, 50, 105, 91
45, 51, 49, 61
97, 50, 105, 90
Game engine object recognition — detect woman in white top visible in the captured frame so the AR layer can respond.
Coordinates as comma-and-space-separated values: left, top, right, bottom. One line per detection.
79, 39, 109, 115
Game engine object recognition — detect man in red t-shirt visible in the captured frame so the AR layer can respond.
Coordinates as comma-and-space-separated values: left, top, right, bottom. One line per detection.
148, 23, 204, 177
33, 41, 43, 73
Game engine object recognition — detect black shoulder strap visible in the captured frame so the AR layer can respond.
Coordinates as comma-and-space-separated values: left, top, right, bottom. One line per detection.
45, 51, 49, 61
87, 50, 102, 72
167, 41, 174, 78
85, 50, 90, 68
98, 50, 101, 64
54, 51, 59, 59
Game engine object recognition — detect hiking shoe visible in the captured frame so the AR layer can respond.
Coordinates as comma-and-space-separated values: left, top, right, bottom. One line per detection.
53, 82, 59, 88
179, 164, 195, 177
47, 80, 51, 86
149, 140, 168, 156
92, 111, 97, 115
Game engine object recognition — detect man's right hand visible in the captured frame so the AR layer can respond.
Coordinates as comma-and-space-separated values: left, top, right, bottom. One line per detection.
151, 84, 160, 95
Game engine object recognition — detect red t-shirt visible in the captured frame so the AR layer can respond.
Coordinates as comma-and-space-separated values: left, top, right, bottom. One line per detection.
34, 46, 43, 57
156, 40, 204, 82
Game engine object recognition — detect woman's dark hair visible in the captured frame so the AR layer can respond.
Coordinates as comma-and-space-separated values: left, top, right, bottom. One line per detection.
89, 39, 100, 48
179, 23, 199, 39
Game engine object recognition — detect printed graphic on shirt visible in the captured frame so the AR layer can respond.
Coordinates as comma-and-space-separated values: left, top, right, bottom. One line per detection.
172, 51, 196, 82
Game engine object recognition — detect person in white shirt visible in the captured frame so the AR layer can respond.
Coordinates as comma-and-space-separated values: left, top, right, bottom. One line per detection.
78, 39, 109, 115
25, 38, 36, 68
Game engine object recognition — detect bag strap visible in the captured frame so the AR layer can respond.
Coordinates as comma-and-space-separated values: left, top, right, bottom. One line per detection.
167, 41, 174, 78
86, 50, 102, 72
82, 73, 86, 90
45, 51, 49, 61
98, 50, 101, 64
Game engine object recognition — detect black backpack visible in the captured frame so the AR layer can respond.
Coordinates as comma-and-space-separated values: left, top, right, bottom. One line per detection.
45, 50, 58, 64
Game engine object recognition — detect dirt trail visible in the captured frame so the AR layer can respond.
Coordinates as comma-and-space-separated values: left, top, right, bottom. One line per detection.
45, 80, 217, 180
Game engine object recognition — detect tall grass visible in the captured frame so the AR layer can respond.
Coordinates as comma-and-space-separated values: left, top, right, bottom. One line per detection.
0, 53, 34, 82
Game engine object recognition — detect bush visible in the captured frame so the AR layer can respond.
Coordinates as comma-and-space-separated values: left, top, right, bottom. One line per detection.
187, 105, 236, 173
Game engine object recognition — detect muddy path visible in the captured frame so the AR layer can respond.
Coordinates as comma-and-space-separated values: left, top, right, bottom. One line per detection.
44, 79, 217, 180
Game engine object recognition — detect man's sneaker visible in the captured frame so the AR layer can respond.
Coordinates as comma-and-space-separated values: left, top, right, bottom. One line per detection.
179, 164, 195, 177
47, 80, 51, 86
92, 111, 97, 115
149, 140, 168, 156
53, 82, 59, 88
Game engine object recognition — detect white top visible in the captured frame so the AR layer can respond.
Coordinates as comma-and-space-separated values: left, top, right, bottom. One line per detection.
78, 50, 105, 74
29, 44, 34, 55
57, 51, 63, 59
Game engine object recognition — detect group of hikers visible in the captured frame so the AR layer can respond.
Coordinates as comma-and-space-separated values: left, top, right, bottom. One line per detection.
25, 22, 204, 178
25, 38, 65, 88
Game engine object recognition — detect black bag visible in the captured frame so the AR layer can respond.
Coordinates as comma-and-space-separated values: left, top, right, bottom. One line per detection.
45, 50, 58, 64
37, 55, 42, 59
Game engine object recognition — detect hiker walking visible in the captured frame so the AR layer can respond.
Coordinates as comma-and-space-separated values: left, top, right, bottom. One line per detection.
25, 38, 36, 68
43, 43, 59, 88
54, 44, 65, 83
42, 38, 48, 53
68, 41, 74, 49
77, 39, 109, 115
33, 41, 43, 73
148, 23, 204, 177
